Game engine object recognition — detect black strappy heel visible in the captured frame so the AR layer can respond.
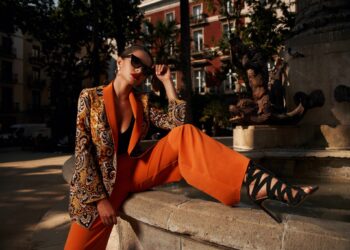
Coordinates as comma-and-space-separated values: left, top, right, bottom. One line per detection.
245, 161, 319, 223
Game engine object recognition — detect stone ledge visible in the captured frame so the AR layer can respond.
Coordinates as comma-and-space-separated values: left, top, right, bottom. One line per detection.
233, 125, 350, 150
235, 148, 350, 159
112, 191, 350, 250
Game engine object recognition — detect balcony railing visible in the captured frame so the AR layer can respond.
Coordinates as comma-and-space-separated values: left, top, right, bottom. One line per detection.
190, 13, 208, 26
28, 54, 45, 65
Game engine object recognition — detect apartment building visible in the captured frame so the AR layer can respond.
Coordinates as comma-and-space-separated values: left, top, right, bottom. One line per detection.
139, 0, 245, 95
0, 31, 50, 130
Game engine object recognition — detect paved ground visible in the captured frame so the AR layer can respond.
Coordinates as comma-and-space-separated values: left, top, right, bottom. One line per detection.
0, 148, 71, 250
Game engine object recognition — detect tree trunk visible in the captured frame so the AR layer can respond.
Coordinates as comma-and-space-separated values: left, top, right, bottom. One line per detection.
111, 0, 126, 54
180, 0, 192, 123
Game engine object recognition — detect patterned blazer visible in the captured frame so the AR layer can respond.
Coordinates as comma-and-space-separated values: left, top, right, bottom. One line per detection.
69, 83, 186, 228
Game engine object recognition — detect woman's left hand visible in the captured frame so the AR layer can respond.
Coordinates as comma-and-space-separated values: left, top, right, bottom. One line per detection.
155, 64, 171, 86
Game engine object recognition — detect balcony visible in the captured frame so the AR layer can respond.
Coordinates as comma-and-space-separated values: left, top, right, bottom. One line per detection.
28, 54, 45, 66
191, 47, 216, 60
27, 77, 46, 89
190, 13, 208, 27
0, 46, 16, 59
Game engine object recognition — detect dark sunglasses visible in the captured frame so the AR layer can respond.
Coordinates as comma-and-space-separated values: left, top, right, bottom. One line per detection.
123, 54, 154, 76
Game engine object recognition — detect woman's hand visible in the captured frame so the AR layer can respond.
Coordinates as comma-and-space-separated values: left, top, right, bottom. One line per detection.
155, 64, 171, 86
97, 198, 118, 226
154, 64, 178, 100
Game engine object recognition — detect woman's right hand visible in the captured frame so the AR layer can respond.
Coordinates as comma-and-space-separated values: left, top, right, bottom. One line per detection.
97, 198, 118, 226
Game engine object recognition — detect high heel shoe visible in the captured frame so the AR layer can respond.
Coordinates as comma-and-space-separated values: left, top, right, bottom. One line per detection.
245, 161, 319, 223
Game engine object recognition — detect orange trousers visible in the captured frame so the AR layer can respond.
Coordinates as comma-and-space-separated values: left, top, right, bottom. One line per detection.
65, 124, 250, 250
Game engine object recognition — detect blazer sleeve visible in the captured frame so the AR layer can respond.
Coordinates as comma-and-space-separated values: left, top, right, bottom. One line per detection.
149, 98, 186, 130
71, 89, 107, 205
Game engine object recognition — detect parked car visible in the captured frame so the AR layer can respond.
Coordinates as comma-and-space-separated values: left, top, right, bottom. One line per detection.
10, 123, 51, 139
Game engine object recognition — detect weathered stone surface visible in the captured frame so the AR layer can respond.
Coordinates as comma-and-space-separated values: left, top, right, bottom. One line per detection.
282, 216, 350, 250
168, 199, 283, 250
181, 238, 230, 250
121, 191, 191, 229
233, 125, 350, 150
115, 191, 350, 250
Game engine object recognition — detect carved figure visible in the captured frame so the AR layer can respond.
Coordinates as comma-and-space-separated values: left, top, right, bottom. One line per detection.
229, 63, 305, 125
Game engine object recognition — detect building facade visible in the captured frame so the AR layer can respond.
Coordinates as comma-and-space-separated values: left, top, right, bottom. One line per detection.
139, 0, 245, 95
0, 31, 50, 130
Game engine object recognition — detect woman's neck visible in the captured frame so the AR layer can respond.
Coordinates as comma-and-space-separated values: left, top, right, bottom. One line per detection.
113, 75, 132, 101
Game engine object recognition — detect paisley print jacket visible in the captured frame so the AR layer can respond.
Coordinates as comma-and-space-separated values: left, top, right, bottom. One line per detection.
69, 83, 186, 228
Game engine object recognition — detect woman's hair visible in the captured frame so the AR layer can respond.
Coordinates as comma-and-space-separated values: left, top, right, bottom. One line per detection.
119, 44, 154, 66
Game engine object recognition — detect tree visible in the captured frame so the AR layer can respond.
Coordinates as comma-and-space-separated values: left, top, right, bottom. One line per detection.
14, 0, 144, 143
180, 0, 193, 123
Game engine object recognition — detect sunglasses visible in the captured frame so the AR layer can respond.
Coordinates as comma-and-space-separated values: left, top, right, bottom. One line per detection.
123, 54, 154, 76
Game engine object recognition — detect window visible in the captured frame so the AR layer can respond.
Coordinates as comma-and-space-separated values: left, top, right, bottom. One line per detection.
170, 72, 177, 90
144, 77, 152, 92
1, 36, 12, 50
223, 24, 230, 38
168, 40, 175, 55
193, 29, 203, 52
226, 0, 234, 15
32, 90, 41, 110
223, 69, 234, 93
193, 69, 205, 94
32, 46, 40, 58
32, 68, 40, 80
1, 61, 13, 82
192, 5, 202, 19
165, 12, 175, 23
142, 18, 151, 35
222, 23, 235, 38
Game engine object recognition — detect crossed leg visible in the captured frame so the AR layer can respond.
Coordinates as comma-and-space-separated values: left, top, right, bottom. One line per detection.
65, 124, 250, 249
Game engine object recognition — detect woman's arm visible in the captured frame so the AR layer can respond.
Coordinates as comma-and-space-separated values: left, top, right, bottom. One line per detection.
149, 65, 186, 130
155, 64, 177, 101
71, 89, 107, 204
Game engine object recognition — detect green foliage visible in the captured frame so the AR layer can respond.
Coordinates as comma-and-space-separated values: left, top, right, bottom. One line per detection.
2, 0, 143, 141
142, 20, 179, 63
241, 0, 295, 57
192, 94, 233, 135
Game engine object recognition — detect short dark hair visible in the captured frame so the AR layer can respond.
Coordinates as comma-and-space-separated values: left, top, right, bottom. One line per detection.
120, 45, 154, 66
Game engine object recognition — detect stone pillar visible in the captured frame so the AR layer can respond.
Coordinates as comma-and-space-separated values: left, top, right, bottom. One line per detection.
284, 0, 350, 149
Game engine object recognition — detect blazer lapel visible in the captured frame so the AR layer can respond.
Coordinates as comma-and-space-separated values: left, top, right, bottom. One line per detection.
103, 83, 119, 152
128, 91, 143, 154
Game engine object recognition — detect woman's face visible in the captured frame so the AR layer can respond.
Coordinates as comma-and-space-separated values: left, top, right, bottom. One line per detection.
117, 49, 153, 87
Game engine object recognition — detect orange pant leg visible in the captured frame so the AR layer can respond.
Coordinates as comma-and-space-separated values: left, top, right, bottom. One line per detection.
131, 124, 250, 205
64, 155, 132, 250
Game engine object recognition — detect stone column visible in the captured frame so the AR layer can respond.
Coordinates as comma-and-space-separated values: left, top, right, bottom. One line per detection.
285, 0, 350, 149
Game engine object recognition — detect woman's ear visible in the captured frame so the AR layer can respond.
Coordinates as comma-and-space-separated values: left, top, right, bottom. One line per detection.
116, 58, 122, 71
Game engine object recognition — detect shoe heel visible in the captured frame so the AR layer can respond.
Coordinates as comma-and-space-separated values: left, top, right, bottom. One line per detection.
257, 199, 282, 223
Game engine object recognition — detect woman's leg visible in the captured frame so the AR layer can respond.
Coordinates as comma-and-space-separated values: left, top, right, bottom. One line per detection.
64, 154, 133, 250
129, 124, 317, 223
130, 124, 250, 205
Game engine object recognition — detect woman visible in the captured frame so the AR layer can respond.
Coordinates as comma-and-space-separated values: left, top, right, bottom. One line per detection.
65, 45, 317, 250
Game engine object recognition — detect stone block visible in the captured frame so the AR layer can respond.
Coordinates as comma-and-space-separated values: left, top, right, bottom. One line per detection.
121, 191, 190, 229
233, 125, 314, 150
282, 216, 350, 250
233, 125, 350, 150
167, 199, 283, 250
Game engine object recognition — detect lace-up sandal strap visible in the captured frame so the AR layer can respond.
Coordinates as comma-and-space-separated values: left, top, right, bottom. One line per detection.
268, 179, 285, 201
250, 170, 275, 200
289, 187, 306, 206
